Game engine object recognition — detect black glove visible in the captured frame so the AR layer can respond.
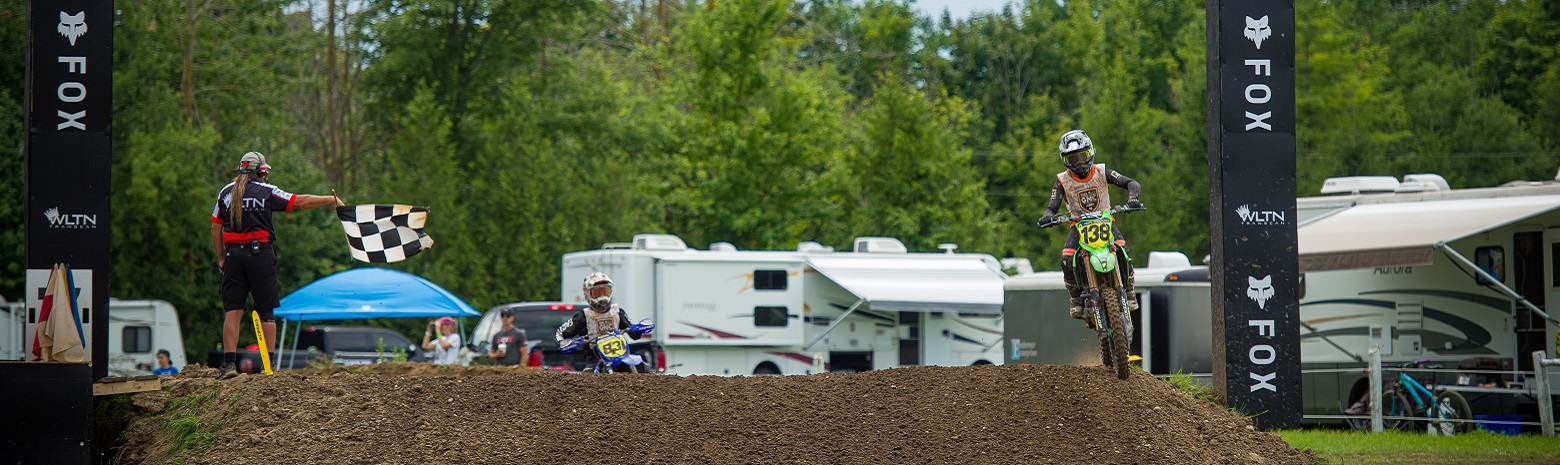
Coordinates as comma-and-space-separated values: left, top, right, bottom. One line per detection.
1125, 198, 1143, 210
1037, 214, 1055, 227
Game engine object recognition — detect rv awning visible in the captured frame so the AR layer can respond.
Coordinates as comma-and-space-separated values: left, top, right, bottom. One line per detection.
805, 255, 1006, 314
1298, 195, 1560, 272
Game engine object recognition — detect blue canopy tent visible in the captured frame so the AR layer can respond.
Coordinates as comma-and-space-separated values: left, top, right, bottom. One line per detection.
273, 267, 479, 365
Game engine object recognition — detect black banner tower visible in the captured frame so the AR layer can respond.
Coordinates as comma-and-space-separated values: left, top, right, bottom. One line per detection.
1206, 0, 1301, 428
24, 0, 113, 380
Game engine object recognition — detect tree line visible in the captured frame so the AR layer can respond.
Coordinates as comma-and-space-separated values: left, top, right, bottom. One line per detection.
1, 0, 1557, 358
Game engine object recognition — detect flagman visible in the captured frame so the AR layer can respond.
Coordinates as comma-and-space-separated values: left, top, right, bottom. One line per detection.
210, 152, 342, 379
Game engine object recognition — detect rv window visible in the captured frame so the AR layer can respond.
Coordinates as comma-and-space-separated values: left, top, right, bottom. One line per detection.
755, 306, 788, 327
1475, 246, 1504, 286
754, 270, 788, 290
122, 326, 151, 353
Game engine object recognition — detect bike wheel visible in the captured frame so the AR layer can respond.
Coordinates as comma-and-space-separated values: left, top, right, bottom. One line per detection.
1093, 304, 1113, 369
1383, 390, 1417, 432
1434, 390, 1475, 435
1101, 287, 1131, 380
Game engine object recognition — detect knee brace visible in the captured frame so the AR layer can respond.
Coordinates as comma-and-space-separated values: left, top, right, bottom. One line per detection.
1059, 254, 1077, 283
256, 308, 275, 322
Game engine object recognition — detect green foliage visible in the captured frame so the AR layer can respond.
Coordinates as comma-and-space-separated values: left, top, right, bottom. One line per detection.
0, 5, 25, 296
2, 0, 1557, 356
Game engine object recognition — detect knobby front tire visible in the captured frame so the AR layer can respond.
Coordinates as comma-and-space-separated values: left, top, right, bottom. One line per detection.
1102, 287, 1131, 380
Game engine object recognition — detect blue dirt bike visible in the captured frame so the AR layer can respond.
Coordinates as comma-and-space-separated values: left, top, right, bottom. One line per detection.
560, 320, 655, 374
1039, 204, 1144, 380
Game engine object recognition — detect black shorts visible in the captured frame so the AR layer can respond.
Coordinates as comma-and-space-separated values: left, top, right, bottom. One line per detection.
221, 243, 279, 311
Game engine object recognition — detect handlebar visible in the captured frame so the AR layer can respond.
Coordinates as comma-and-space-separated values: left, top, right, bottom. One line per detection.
1036, 204, 1147, 229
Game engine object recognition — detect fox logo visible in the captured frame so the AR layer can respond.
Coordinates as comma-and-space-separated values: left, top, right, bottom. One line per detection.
1247, 275, 1274, 309
58, 12, 88, 46
1244, 15, 1271, 50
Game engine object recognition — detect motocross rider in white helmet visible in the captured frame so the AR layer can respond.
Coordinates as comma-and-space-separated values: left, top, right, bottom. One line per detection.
555, 272, 649, 372
1036, 129, 1144, 328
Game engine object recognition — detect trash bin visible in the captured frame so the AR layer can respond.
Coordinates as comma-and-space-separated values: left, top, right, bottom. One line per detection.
1474, 415, 1522, 436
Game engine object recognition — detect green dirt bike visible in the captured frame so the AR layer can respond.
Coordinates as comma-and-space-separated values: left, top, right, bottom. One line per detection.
1038, 204, 1144, 380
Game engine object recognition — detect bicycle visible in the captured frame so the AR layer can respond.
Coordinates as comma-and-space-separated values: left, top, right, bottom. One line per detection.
1347, 360, 1474, 434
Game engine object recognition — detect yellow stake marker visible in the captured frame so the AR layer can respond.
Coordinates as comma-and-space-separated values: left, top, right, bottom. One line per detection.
250, 310, 274, 376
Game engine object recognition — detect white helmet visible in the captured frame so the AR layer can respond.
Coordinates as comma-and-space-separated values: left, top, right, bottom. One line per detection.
583, 272, 613, 311
1058, 129, 1095, 178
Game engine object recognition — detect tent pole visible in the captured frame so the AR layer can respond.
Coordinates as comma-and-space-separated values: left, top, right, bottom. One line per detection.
276, 319, 287, 369
290, 320, 303, 368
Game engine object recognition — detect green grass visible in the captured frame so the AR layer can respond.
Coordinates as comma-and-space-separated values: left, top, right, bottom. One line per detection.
161, 390, 222, 458
1278, 429, 1560, 465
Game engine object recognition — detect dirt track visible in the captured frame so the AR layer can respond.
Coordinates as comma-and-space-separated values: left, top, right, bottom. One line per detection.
109, 363, 1313, 464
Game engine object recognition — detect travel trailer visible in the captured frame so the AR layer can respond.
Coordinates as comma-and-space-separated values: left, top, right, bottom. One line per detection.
2, 298, 186, 376
561, 234, 1007, 376
1005, 174, 1560, 422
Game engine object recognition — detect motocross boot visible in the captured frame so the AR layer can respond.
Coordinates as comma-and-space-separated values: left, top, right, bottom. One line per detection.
1065, 281, 1086, 321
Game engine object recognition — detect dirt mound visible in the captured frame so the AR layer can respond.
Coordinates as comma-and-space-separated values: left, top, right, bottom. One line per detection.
111, 364, 1312, 464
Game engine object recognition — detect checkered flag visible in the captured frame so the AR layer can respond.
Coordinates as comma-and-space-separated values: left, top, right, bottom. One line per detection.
336, 205, 434, 263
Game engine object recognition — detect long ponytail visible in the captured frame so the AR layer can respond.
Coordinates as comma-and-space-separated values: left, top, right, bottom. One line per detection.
228, 173, 250, 229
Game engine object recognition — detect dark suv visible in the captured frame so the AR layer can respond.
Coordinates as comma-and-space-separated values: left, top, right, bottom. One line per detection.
468, 302, 663, 372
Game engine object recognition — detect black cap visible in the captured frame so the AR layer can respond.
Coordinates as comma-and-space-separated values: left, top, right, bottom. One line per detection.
499, 307, 514, 317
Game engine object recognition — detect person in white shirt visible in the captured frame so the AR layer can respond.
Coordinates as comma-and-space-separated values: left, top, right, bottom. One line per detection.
421, 316, 463, 365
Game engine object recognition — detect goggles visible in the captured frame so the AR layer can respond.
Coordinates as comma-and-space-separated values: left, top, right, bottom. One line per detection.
1062, 149, 1092, 167
587, 286, 612, 299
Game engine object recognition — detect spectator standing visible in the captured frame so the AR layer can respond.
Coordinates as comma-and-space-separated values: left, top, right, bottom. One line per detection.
422, 316, 462, 365
488, 308, 529, 366
152, 349, 179, 376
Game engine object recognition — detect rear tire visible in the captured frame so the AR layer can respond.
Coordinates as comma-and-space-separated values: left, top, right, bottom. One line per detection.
1101, 287, 1131, 380
754, 362, 781, 375
1434, 390, 1474, 434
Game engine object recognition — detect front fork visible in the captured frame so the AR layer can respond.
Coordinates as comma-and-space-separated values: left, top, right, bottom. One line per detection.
1080, 250, 1134, 339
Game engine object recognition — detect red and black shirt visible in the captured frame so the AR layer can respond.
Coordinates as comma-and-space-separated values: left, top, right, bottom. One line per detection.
210, 180, 296, 244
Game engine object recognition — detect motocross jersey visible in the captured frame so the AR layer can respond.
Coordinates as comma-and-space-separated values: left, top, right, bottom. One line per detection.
1044, 164, 1141, 219
554, 304, 642, 344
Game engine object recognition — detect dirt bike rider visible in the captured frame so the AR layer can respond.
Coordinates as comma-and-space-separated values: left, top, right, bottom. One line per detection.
1036, 129, 1143, 327
554, 272, 651, 371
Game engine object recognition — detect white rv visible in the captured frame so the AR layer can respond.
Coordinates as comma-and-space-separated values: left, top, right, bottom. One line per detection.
1295, 175, 1560, 418
1, 297, 186, 376
1004, 174, 1560, 423
561, 234, 1007, 375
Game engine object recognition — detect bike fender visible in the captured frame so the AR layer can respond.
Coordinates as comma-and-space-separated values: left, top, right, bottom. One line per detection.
1089, 250, 1117, 273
